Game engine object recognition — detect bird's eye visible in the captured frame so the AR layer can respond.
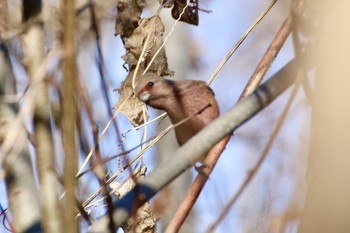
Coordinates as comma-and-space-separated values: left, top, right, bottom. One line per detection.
147, 81, 154, 87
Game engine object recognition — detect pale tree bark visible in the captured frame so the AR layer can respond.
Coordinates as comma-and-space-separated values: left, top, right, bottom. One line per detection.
22, 0, 63, 232
298, 1, 350, 232
0, 43, 42, 233
0, 1, 41, 232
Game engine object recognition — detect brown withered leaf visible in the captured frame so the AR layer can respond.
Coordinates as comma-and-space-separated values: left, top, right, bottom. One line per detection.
110, 165, 157, 233
115, 0, 147, 39
158, 0, 174, 8
122, 16, 174, 76
116, 16, 174, 127
114, 71, 148, 127
171, 0, 199, 26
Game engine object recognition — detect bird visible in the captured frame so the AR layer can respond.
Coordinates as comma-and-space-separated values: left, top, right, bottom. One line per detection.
135, 72, 219, 146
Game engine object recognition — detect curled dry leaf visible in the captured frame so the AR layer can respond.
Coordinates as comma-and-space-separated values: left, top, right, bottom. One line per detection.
115, 0, 147, 39
110, 164, 157, 232
159, 0, 199, 26
115, 16, 174, 127
172, 0, 199, 26
112, 4, 174, 232
114, 71, 147, 127
159, 0, 175, 8
122, 202, 157, 233
122, 16, 174, 77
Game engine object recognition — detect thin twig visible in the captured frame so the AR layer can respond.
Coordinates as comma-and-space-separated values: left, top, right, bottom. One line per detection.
122, 112, 167, 135
88, 0, 125, 153
0, 205, 13, 232
164, 135, 231, 233
207, 0, 278, 85
143, 3, 189, 75
0, 15, 42, 42
131, 29, 152, 89
80, 104, 212, 209
239, 14, 293, 98
75, 64, 115, 230
84, 2, 203, 212
0, 49, 61, 169
86, 4, 127, 226
165, 13, 294, 233
205, 71, 304, 233
77, 94, 131, 176
87, 59, 299, 232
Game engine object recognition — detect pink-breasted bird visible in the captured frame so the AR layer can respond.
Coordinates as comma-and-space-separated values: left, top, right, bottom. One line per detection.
135, 72, 219, 146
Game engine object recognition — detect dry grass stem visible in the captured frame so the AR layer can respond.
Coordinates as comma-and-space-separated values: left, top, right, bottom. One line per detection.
206, 72, 303, 233
77, 94, 132, 176
207, 0, 278, 85
166, 12, 293, 232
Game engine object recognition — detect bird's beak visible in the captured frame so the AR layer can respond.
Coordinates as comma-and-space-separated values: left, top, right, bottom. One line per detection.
138, 91, 151, 102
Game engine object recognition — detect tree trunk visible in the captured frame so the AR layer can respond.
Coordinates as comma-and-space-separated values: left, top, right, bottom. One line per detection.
299, 1, 350, 232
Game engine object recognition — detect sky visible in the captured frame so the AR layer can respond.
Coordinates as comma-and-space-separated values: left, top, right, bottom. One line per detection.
0, 0, 311, 232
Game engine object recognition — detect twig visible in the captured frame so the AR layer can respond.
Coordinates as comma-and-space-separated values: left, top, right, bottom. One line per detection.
131, 28, 152, 89
207, 0, 278, 85
75, 63, 115, 231
165, 14, 294, 233
80, 104, 212, 209
77, 94, 131, 176
88, 0, 125, 154
0, 15, 42, 42
0, 205, 13, 232
143, 3, 189, 75
87, 59, 298, 232
121, 112, 167, 136
62, 0, 79, 231
206, 67, 303, 233
164, 135, 231, 233
0, 49, 61, 167
239, 14, 293, 98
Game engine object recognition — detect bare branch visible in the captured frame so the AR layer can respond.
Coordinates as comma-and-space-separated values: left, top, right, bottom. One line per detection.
21, 0, 62, 232
87, 59, 298, 232
207, 0, 278, 85
206, 66, 303, 233
165, 14, 294, 232
61, 0, 78, 232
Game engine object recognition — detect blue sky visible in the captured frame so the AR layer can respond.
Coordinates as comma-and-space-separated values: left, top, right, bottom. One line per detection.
0, 0, 311, 232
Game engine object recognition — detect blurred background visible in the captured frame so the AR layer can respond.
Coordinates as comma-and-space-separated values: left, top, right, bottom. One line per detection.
3, 0, 340, 232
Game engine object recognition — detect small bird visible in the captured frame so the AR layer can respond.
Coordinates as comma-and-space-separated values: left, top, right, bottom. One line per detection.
135, 72, 219, 146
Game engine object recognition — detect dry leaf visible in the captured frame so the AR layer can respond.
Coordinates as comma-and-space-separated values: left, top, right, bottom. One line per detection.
110, 165, 157, 233
122, 16, 174, 76
115, 0, 147, 39
114, 71, 147, 127
171, 0, 199, 26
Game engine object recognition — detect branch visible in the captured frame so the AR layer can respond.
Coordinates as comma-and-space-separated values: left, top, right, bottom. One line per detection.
206, 66, 303, 233
61, 0, 79, 232
87, 59, 298, 232
164, 14, 294, 232
21, 0, 62, 232
1, 43, 42, 232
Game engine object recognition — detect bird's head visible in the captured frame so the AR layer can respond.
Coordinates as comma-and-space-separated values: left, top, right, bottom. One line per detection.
135, 73, 174, 108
